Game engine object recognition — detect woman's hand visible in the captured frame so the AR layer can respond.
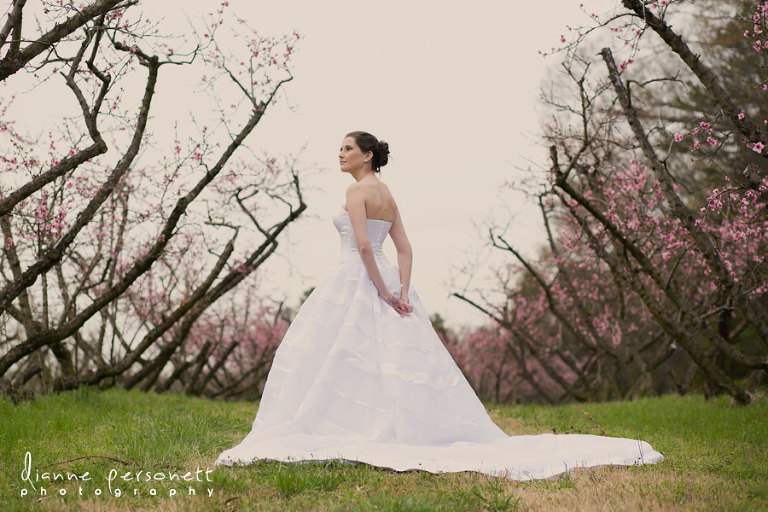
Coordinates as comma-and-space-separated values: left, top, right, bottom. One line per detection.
380, 291, 413, 317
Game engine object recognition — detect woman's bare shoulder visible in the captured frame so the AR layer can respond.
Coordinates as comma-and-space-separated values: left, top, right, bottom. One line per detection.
346, 179, 396, 209
345, 182, 366, 196
379, 182, 398, 205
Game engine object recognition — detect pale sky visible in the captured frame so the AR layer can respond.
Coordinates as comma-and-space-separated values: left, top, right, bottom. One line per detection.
7, 0, 619, 328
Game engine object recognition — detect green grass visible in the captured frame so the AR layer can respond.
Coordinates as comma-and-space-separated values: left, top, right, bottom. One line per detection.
0, 387, 765, 511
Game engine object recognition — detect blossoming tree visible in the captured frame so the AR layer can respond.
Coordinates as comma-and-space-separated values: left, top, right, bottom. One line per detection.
457, 0, 767, 404
0, 1, 306, 398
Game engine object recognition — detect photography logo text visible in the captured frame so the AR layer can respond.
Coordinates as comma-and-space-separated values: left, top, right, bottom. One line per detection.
19, 451, 215, 498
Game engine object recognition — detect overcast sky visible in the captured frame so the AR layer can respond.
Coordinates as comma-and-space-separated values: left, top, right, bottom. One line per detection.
8, 0, 619, 328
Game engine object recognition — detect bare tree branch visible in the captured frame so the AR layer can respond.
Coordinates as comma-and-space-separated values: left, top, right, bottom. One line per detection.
621, 0, 768, 154
0, 0, 134, 81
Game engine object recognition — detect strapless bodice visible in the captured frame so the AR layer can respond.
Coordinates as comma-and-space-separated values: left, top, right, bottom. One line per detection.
333, 209, 392, 262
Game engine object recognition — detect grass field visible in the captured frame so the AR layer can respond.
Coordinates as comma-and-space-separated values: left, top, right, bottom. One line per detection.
0, 387, 765, 511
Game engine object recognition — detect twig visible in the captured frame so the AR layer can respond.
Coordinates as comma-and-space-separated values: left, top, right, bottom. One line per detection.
41, 454, 131, 468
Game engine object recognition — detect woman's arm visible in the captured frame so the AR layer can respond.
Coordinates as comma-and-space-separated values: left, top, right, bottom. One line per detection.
388, 206, 412, 302
345, 186, 409, 315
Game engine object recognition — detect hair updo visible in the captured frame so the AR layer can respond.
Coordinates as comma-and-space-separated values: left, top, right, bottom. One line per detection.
346, 131, 390, 173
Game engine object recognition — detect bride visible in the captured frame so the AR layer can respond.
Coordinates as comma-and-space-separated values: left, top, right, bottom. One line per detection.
215, 131, 663, 479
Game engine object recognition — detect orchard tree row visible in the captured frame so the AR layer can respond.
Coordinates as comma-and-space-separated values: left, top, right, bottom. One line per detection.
0, 0, 304, 400
453, 0, 767, 405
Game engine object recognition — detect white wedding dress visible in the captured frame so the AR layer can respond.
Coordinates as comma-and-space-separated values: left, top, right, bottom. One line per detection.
215, 210, 663, 479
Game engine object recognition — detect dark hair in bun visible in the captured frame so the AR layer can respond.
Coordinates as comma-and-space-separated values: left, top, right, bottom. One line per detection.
346, 131, 390, 172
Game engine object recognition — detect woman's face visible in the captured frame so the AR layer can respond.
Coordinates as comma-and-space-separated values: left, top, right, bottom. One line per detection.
339, 136, 370, 173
